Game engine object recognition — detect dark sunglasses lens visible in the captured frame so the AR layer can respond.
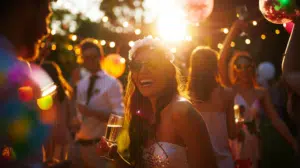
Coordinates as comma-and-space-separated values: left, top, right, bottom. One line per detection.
129, 62, 142, 72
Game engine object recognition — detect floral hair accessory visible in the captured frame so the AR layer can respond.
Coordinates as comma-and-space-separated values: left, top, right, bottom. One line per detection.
128, 36, 175, 63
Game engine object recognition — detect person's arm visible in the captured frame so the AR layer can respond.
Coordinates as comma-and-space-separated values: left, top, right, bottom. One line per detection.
172, 101, 217, 168
225, 89, 237, 139
219, 20, 247, 87
261, 88, 298, 151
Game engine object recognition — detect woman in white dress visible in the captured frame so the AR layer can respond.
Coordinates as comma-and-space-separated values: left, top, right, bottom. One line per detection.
97, 36, 217, 168
187, 46, 236, 168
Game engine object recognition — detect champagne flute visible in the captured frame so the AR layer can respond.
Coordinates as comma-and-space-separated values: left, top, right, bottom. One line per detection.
105, 114, 124, 144
234, 104, 245, 123
98, 114, 123, 160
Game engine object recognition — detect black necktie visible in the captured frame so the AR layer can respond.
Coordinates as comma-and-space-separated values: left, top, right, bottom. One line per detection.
86, 75, 98, 106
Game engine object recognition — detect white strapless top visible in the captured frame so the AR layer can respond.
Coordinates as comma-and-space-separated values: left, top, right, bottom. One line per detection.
143, 142, 188, 168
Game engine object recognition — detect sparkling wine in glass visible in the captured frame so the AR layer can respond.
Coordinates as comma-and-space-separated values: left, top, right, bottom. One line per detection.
234, 104, 245, 123
105, 114, 124, 144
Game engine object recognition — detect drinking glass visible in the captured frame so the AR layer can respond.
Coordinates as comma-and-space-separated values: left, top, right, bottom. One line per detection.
104, 114, 124, 144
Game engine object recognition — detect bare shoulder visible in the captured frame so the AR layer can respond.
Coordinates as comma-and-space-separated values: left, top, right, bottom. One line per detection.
222, 87, 236, 100
171, 98, 200, 123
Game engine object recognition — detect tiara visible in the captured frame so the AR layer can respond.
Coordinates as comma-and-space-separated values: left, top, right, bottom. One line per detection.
128, 36, 175, 62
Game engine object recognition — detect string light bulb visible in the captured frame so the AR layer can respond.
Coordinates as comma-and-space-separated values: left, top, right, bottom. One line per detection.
71, 35, 77, 41
93, 40, 99, 44
109, 42, 116, 48
129, 41, 134, 47
67, 45, 73, 51
261, 34, 266, 40
252, 21, 258, 26
100, 40, 106, 46
223, 28, 229, 34
245, 39, 251, 45
102, 16, 108, 22
123, 21, 129, 28
217, 43, 223, 49
230, 42, 235, 47
135, 29, 141, 35
51, 44, 56, 51
275, 29, 280, 34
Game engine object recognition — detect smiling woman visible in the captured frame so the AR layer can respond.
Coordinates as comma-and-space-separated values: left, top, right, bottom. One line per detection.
96, 36, 218, 168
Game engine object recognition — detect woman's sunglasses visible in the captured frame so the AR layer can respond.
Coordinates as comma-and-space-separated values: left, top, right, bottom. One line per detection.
234, 63, 254, 72
128, 60, 157, 72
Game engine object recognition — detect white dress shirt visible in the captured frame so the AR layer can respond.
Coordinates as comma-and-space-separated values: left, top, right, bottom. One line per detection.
76, 70, 124, 140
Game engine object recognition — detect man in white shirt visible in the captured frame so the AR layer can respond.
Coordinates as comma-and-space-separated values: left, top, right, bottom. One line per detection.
73, 38, 124, 168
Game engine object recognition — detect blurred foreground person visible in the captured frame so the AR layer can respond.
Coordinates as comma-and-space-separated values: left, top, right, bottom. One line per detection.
41, 61, 73, 167
0, 0, 56, 167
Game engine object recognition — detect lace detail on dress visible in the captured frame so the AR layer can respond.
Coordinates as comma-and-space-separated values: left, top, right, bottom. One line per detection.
143, 142, 188, 168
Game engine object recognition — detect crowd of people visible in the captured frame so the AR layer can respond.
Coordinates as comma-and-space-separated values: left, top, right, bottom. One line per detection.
1, 1, 300, 168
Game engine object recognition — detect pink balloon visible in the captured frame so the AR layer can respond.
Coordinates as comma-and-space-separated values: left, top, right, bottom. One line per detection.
283, 22, 295, 34
184, 0, 214, 23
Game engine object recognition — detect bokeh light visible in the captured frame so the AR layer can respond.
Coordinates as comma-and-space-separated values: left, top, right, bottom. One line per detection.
261, 34, 266, 40
101, 40, 106, 46
37, 95, 54, 111
18, 86, 33, 102
245, 39, 251, 44
135, 29, 141, 35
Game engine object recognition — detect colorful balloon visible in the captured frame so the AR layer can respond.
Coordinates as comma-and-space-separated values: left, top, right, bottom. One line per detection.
259, 0, 300, 24
283, 21, 295, 33
18, 86, 33, 102
184, 0, 214, 23
101, 54, 126, 78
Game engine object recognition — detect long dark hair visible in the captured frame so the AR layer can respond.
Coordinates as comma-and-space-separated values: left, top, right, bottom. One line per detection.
41, 61, 73, 102
117, 46, 183, 166
187, 46, 219, 102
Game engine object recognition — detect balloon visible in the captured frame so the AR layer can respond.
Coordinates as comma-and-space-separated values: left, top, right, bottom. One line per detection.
101, 54, 126, 78
257, 62, 275, 80
184, 0, 214, 23
259, 0, 300, 24
283, 21, 295, 33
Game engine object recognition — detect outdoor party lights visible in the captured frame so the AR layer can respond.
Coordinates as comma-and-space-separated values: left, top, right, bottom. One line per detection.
135, 29, 141, 35
261, 34, 267, 39
102, 16, 109, 22
123, 21, 129, 28
109, 42, 116, 48
275, 29, 281, 34
217, 43, 223, 49
129, 41, 135, 47
71, 34, 77, 41
245, 39, 251, 44
51, 44, 56, 51
100, 40, 106, 46
223, 28, 229, 34
252, 20, 258, 26
230, 41, 236, 47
